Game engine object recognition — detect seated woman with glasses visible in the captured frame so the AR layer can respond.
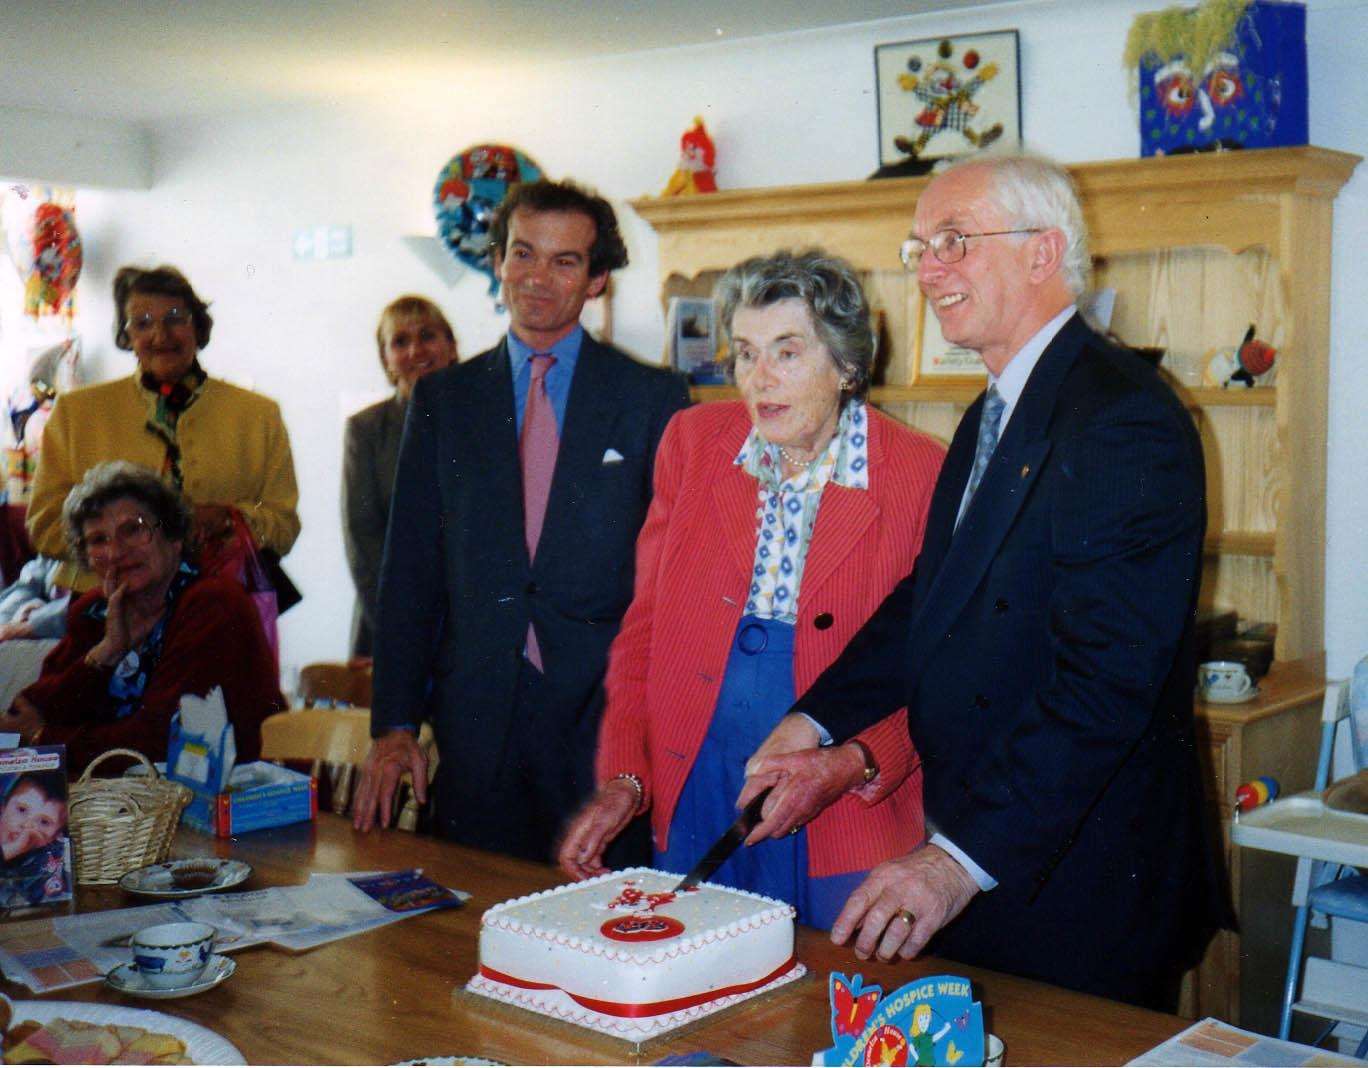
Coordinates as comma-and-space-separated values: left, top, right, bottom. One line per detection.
26, 265, 300, 596
2, 462, 284, 774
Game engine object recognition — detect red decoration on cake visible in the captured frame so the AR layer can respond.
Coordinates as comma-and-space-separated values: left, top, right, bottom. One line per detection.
600, 914, 686, 942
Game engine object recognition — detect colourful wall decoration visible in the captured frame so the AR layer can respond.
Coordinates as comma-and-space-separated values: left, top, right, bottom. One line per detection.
1127, 0, 1308, 156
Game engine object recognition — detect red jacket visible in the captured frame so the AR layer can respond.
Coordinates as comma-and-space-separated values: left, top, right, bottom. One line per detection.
597, 402, 945, 877
21, 575, 284, 773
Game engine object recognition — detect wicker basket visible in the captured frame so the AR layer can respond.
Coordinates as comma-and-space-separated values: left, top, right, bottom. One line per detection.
68, 749, 193, 885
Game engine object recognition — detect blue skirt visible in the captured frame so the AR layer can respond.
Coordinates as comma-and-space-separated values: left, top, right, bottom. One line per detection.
654, 615, 865, 930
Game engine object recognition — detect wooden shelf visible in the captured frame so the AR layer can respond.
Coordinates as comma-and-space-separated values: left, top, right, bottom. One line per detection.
1179, 386, 1277, 408
1205, 531, 1276, 558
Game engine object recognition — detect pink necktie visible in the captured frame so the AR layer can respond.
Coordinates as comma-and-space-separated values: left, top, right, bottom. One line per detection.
521, 353, 559, 670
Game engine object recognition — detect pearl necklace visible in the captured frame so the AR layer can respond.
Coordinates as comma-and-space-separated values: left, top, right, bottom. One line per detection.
777, 445, 818, 468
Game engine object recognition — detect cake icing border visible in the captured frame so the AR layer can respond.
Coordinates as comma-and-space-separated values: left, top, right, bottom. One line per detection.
479, 867, 797, 965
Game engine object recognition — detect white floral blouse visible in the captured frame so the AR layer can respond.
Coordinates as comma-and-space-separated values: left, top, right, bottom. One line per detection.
734, 398, 870, 623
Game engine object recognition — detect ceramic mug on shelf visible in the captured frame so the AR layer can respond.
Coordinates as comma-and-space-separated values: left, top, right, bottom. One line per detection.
1198, 660, 1255, 702
129, 922, 215, 989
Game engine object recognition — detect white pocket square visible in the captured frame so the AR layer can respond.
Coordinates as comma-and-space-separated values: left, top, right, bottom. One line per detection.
602, 448, 625, 464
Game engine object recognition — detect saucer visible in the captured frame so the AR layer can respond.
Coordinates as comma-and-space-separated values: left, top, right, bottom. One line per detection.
1201, 685, 1260, 705
119, 858, 252, 899
105, 954, 236, 1000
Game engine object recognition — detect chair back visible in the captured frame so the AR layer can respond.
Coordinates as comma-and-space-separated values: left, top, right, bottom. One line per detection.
1314, 679, 1353, 791
297, 661, 372, 708
261, 707, 372, 766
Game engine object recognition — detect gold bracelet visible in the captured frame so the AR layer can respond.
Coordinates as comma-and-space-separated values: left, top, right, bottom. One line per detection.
610, 772, 645, 811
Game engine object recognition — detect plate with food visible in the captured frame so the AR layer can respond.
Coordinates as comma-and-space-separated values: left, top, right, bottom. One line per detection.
118, 859, 252, 899
1, 993, 244, 1064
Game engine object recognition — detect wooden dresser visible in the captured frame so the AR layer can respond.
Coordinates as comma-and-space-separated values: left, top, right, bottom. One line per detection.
632, 148, 1359, 1026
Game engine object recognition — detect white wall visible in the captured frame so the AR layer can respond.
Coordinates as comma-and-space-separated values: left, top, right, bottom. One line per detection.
43, 0, 1368, 679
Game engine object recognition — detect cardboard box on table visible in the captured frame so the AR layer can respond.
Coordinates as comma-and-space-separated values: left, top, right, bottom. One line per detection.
168, 697, 315, 837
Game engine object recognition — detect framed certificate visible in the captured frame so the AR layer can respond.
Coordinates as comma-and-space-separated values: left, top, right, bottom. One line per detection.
911, 296, 986, 382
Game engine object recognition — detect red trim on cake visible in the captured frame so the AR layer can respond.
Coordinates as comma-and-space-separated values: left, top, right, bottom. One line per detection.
478, 956, 798, 1018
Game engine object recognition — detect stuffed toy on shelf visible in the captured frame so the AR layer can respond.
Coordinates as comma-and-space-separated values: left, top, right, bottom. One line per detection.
662, 117, 717, 196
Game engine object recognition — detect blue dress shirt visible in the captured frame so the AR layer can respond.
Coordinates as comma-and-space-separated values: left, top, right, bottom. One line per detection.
507, 326, 583, 435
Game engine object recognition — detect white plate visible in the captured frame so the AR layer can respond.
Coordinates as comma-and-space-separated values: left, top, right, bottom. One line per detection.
4, 997, 245, 1064
106, 953, 236, 1000
118, 858, 253, 899
395, 1059, 507, 1066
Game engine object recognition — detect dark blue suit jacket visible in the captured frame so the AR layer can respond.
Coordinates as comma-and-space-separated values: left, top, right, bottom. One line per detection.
372, 334, 689, 838
794, 314, 1220, 1005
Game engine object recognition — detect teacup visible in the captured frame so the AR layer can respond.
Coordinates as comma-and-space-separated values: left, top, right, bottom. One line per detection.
130, 922, 215, 990
1199, 660, 1254, 702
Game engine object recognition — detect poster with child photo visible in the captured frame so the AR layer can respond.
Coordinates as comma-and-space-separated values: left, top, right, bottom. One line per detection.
0, 746, 71, 911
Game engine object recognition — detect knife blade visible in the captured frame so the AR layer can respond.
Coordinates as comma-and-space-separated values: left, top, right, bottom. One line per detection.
672, 787, 772, 892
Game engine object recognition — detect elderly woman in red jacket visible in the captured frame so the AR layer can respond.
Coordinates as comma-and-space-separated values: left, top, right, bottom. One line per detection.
560, 250, 944, 929
3, 461, 283, 773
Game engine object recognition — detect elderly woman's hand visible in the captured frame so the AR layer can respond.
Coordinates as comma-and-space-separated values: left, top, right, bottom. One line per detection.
739, 713, 869, 844
3, 694, 47, 744
557, 780, 640, 881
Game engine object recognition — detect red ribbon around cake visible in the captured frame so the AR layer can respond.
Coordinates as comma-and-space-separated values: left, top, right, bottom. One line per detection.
478, 957, 798, 1018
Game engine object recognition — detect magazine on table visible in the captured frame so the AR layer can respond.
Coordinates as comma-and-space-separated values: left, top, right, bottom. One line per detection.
0, 745, 72, 912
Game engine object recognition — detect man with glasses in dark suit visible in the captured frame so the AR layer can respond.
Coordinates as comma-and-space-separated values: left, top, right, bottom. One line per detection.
739, 155, 1221, 1009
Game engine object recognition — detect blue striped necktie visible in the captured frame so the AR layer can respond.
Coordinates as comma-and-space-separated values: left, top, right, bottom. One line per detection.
959, 384, 1005, 526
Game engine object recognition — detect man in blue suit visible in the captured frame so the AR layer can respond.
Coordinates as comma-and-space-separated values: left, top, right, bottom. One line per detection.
741, 156, 1220, 1008
353, 180, 689, 862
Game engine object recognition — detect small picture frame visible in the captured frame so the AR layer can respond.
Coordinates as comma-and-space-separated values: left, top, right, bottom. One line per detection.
667, 297, 724, 384
875, 30, 1021, 168
912, 297, 986, 382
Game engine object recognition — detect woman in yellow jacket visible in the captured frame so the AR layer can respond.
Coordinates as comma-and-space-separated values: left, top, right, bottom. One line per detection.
26, 265, 300, 592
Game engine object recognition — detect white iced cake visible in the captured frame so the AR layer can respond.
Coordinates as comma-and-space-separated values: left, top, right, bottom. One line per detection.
465, 867, 804, 1039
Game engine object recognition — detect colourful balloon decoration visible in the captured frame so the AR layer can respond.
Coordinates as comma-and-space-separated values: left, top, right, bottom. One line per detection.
433, 145, 542, 294
5, 196, 82, 318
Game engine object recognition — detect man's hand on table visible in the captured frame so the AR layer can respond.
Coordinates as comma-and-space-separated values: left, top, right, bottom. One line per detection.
831, 844, 980, 962
557, 779, 639, 881
737, 713, 867, 845
352, 728, 427, 832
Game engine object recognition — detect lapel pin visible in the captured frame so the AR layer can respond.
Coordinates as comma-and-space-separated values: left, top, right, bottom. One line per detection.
1020, 465, 1031, 478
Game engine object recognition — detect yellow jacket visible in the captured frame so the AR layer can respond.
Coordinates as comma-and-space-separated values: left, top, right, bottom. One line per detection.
27, 374, 301, 591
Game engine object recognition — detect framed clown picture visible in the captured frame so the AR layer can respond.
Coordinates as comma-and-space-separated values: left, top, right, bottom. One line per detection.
875, 30, 1021, 168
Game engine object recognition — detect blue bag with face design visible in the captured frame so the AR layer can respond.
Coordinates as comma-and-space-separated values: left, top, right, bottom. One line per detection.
1135, 0, 1307, 157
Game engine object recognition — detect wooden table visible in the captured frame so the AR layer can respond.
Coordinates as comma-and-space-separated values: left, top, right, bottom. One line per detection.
5, 816, 1189, 1065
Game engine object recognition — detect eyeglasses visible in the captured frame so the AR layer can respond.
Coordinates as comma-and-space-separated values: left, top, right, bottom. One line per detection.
82, 515, 161, 559
123, 309, 192, 337
900, 228, 1043, 270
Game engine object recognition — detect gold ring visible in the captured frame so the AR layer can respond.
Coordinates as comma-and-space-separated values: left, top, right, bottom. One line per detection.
894, 908, 915, 927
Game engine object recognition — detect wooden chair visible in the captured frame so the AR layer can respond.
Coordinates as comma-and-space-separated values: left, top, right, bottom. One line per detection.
259, 707, 434, 829
261, 707, 372, 815
297, 661, 372, 708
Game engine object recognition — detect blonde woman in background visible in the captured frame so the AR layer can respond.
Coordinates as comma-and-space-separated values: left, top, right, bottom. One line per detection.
342, 296, 458, 659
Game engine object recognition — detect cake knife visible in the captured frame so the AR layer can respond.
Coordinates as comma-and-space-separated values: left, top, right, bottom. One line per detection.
673, 787, 772, 892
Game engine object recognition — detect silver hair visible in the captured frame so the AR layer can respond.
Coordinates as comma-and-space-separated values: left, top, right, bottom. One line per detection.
62, 461, 192, 569
714, 249, 874, 398
944, 154, 1091, 296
